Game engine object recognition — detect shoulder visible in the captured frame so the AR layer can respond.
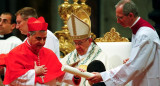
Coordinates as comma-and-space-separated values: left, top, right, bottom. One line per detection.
46, 30, 59, 41
41, 47, 56, 54
7, 36, 22, 44
47, 30, 57, 38
137, 27, 159, 40
9, 43, 25, 54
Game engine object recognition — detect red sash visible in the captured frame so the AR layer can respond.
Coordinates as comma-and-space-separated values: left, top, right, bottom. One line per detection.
131, 18, 154, 34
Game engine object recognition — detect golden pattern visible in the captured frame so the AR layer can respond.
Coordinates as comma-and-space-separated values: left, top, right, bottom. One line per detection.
95, 27, 129, 42
58, 0, 72, 30
54, 29, 75, 58
55, 0, 93, 58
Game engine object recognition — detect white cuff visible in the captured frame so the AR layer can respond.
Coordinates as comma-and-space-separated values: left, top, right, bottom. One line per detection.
100, 71, 110, 82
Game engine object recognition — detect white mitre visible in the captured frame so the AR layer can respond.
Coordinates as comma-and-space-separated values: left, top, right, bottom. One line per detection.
67, 9, 91, 40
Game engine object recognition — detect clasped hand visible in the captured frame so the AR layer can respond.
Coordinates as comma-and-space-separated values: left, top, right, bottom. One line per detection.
34, 61, 47, 76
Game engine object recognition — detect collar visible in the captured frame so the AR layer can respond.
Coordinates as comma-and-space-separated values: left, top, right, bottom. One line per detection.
0, 35, 4, 38
79, 42, 92, 60
130, 17, 154, 34
130, 17, 140, 28
0, 33, 13, 40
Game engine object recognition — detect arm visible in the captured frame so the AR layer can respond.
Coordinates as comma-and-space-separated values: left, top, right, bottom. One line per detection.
9, 69, 35, 86
88, 36, 156, 85
57, 73, 81, 86
9, 62, 47, 86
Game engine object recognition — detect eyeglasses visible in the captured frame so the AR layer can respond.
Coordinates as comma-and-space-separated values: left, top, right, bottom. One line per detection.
0, 17, 10, 24
116, 15, 128, 20
74, 38, 89, 45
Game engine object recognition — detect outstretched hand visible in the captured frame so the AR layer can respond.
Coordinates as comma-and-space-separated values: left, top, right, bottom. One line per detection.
123, 58, 129, 64
87, 72, 103, 84
34, 61, 47, 76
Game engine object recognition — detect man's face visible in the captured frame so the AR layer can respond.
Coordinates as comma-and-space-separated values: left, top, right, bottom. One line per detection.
28, 31, 47, 51
116, 5, 132, 28
74, 38, 91, 55
16, 14, 28, 35
0, 14, 15, 35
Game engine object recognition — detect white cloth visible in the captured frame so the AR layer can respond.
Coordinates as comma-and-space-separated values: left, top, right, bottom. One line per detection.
44, 30, 60, 59
101, 26, 160, 86
8, 70, 75, 86
24, 30, 60, 60
0, 36, 22, 54
97, 42, 131, 70
9, 70, 35, 86
8, 70, 57, 86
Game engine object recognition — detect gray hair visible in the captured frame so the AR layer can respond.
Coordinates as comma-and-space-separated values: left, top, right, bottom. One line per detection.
15, 7, 38, 20
29, 30, 46, 36
115, 0, 138, 17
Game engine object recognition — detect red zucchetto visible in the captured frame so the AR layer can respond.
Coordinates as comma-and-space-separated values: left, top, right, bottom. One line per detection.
27, 16, 48, 32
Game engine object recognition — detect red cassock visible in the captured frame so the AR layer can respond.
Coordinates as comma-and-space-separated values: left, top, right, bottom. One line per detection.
0, 54, 7, 66
3, 41, 64, 84
131, 17, 155, 34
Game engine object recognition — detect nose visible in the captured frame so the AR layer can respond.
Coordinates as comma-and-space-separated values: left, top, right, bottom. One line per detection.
40, 39, 45, 44
75, 44, 80, 49
0, 21, 3, 25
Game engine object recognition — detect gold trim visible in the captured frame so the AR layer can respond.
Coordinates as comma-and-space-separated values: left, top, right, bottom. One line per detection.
71, 34, 90, 40
71, 15, 77, 35
70, 13, 91, 30
95, 27, 129, 42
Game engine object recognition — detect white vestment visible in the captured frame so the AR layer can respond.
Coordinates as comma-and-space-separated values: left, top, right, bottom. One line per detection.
61, 42, 108, 86
0, 36, 22, 54
8, 70, 75, 86
44, 30, 60, 59
101, 17, 160, 86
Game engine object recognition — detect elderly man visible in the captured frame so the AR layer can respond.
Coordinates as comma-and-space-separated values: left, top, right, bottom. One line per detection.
3, 16, 84, 86
3, 17, 64, 85
15, 7, 60, 60
61, 9, 108, 86
87, 0, 160, 86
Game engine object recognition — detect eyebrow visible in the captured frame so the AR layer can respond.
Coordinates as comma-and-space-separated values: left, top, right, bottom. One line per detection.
0, 18, 9, 21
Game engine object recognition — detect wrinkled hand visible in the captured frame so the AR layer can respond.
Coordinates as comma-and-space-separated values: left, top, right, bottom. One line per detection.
123, 58, 129, 64
17, 78, 29, 83
78, 68, 86, 72
72, 68, 85, 79
87, 72, 102, 84
34, 61, 47, 76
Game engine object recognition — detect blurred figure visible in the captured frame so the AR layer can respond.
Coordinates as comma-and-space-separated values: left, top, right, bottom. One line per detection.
15, 7, 60, 60
87, 0, 160, 86
0, 12, 22, 86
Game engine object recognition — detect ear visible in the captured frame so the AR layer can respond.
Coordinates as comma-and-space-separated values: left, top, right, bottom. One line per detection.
129, 13, 134, 18
11, 23, 16, 30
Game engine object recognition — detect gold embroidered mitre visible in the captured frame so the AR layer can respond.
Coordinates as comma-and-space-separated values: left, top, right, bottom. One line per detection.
67, 9, 91, 40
